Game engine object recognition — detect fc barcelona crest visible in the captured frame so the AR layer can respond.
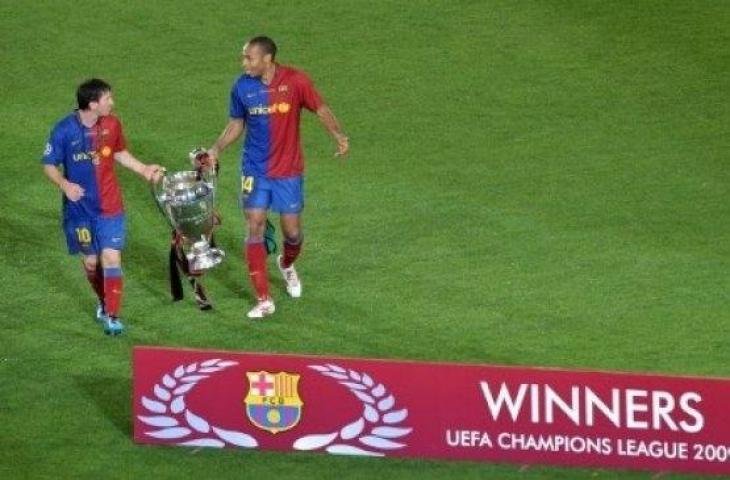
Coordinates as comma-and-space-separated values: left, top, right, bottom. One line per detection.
244, 371, 303, 434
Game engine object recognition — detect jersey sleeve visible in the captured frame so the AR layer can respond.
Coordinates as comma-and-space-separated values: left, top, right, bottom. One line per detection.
229, 81, 246, 119
42, 125, 65, 165
297, 72, 324, 112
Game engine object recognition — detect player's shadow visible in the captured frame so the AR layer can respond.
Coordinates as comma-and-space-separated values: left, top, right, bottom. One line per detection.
1, 206, 93, 311
124, 230, 175, 301
73, 374, 132, 436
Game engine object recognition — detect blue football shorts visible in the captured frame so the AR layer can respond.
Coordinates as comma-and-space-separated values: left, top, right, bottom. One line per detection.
63, 214, 126, 255
240, 175, 304, 214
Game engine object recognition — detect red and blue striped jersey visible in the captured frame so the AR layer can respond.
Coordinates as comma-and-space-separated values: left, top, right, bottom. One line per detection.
229, 65, 324, 178
42, 113, 127, 218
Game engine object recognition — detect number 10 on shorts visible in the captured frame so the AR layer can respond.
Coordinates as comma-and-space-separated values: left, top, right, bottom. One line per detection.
76, 227, 92, 245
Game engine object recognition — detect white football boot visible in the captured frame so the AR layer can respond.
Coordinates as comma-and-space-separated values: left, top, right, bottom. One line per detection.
277, 255, 302, 298
247, 298, 276, 319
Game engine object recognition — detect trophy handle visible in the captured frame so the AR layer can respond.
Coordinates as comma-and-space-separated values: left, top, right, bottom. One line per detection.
204, 169, 218, 207
150, 171, 175, 229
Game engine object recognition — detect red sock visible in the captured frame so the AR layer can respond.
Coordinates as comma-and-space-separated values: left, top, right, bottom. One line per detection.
103, 267, 123, 317
282, 237, 302, 269
84, 264, 104, 303
246, 242, 270, 300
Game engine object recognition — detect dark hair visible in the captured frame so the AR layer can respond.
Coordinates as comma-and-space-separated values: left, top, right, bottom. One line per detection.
248, 36, 277, 60
77, 78, 111, 110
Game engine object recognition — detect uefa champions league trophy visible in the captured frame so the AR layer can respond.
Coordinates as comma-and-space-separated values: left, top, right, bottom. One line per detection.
152, 149, 225, 271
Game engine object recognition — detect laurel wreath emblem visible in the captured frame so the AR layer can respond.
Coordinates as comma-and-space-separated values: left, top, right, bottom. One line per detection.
137, 358, 258, 449
292, 363, 412, 456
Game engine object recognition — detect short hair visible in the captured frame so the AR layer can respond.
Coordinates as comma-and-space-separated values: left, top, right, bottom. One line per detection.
77, 78, 111, 110
248, 36, 277, 60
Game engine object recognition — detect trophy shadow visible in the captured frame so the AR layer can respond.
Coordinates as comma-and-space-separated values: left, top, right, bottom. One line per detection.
127, 228, 260, 308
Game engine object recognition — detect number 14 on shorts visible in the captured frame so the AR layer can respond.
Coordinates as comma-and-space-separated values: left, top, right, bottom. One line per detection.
241, 176, 254, 196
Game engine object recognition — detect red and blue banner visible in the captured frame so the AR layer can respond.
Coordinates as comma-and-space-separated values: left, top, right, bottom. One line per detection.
133, 347, 730, 476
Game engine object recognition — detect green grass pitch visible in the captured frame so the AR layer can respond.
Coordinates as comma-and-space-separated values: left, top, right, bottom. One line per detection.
1, 1, 728, 478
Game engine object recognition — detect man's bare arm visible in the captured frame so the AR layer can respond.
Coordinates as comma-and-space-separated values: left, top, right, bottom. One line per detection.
43, 164, 83, 201
316, 105, 349, 157
114, 150, 164, 182
208, 118, 245, 162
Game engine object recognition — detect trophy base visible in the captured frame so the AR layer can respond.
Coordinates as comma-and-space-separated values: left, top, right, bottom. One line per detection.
187, 241, 225, 271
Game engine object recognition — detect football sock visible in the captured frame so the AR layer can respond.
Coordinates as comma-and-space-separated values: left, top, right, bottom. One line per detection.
84, 263, 105, 304
246, 240, 270, 300
281, 235, 302, 269
103, 267, 123, 318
